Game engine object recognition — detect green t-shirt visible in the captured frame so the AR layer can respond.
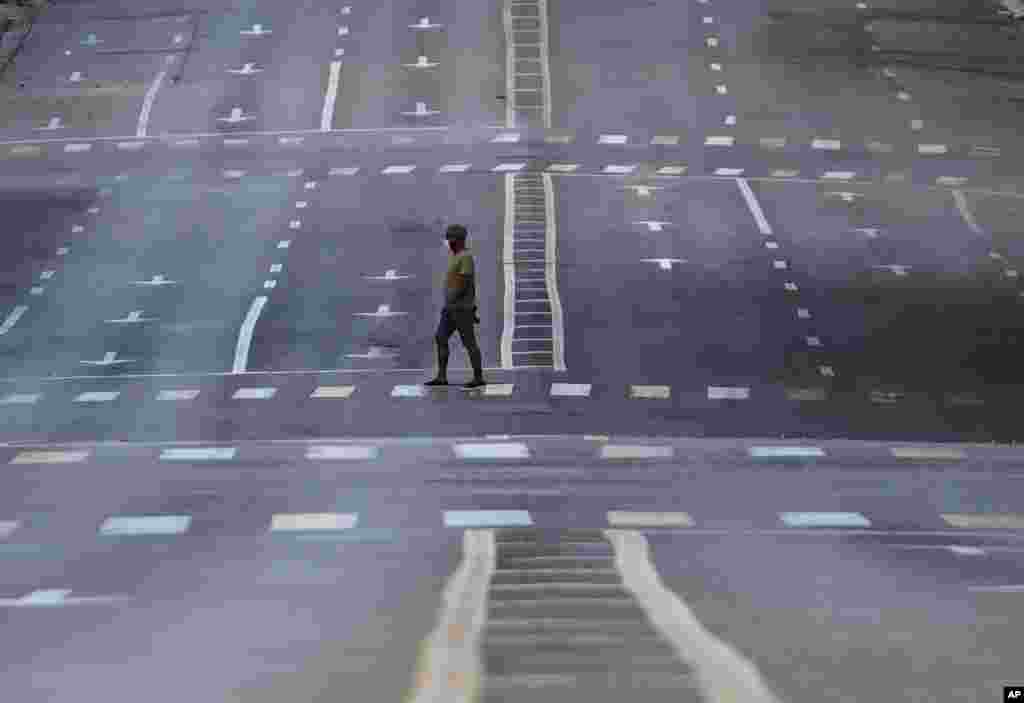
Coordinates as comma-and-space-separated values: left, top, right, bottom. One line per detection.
444, 249, 476, 310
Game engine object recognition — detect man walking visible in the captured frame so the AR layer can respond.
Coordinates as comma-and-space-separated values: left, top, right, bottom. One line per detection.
425, 224, 486, 388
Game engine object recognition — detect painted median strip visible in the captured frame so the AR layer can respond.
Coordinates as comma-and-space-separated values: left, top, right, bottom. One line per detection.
405, 529, 494, 703
606, 530, 785, 703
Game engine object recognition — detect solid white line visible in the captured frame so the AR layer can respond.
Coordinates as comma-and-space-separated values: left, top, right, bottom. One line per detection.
952, 189, 982, 233
137, 68, 168, 137
501, 174, 515, 369
543, 173, 566, 371
232, 296, 268, 373
606, 530, 785, 703
407, 529, 494, 703
321, 61, 343, 132
736, 178, 773, 235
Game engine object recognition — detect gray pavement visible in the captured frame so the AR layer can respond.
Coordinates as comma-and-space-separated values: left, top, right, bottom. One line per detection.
1, 0, 1024, 701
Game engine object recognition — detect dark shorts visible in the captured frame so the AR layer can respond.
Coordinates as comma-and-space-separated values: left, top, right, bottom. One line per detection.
436, 307, 479, 344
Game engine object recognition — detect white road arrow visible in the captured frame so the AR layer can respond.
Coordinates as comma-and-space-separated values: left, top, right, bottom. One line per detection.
363, 269, 413, 281
826, 191, 861, 203
409, 17, 442, 29
640, 258, 686, 271
354, 304, 408, 318
852, 227, 880, 238
402, 55, 438, 68
226, 63, 262, 75
345, 346, 398, 359
0, 589, 130, 607
873, 264, 911, 276
634, 220, 671, 232
105, 310, 156, 324
217, 107, 254, 124
622, 185, 662, 198
36, 116, 63, 130
132, 275, 179, 286
240, 24, 271, 36
401, 102, 440, 117
81, 351, 135, 366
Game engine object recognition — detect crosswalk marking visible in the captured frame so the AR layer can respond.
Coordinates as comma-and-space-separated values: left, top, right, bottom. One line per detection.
780, 512, 871, 528
601, 445, 674, 459
443, 510, 532, 527
11, 450, 90, 464
454, 443, 530, 459
160, 447, 236, 461
305, 445, 378, 460
270, 512, 358, 531
607, 511, 694, 527
99, 515, 191, 536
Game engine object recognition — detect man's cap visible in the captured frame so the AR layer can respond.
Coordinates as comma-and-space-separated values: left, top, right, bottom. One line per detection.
445, 224, 468, 241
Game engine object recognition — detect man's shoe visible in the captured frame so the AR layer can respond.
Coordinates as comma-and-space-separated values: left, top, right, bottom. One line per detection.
463, 378, 486, 389
424, 377, 449, 386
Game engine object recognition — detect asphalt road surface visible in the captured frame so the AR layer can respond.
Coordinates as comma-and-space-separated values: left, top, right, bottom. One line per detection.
0, 1, 1023, 701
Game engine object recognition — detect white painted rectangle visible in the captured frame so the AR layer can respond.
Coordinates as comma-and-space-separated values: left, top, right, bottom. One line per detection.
64, 143, 92, 153
714, 168, 744, 176
172, 138, 200, 147
917, 144, 948, 155
11, 450, 90, 464
0, 393, 40, 404
598, 134, 628, 144
232, 387, 277, 399
392, 385, 426, 397
443, 510, 533, 527
116, 141, 145, 151
749, 446, 825, 458
603, 165, 636, 174
707, 386, 750, 400
551, 383, 591, 397
771, 169, 800, 178
491, 132, 521, 143
941, 513, 1024, 529
454, 443, 530, 459
482, 384, 515, 397
439, 163, 471, 173
160, 447, 236, 461
10, 145, 41, 155
630, 385, 670, 399
546, 163, 578, 172
780, 512, 871, 528
156, 389, 200, 401
305, 445, 379, 460
382, 165, 415, 174
936, 177, 968, 186
607, 511, 694, 527
656, 166, 686, 175
278, 136, 304, 145
270, 512, 358, 531
705, 136, 734, 146
601, 445, 674, 459
74, 391, 120, 403
311, 385, 355, 399
99, 515, 191, 536
812, 138, 841, 151
823, 171, 856, 180
890, 447, 965, 460
650, 135, 680, 145
493, 163, 526, 172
